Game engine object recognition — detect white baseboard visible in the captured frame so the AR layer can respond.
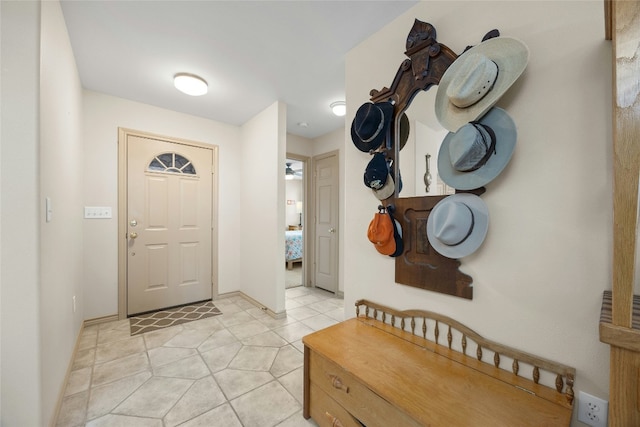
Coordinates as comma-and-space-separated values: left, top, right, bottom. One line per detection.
216, 291, 286, 319
84, 313, 119, 327
50, 323, 85, 427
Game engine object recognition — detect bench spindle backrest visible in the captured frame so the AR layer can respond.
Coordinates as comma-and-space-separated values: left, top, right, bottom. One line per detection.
355, 299, 575, 409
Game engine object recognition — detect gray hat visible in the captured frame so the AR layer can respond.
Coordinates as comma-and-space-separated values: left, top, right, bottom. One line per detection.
427, 193, 489, 259
435, 37, 529, 132
437, 107, 516, 191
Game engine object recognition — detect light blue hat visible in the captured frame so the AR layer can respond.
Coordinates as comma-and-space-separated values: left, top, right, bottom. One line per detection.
427, 193, 489, 259
437, 107, 516, 191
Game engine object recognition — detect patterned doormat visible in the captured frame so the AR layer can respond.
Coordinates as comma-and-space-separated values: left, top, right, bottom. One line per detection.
129, 301, 222, 336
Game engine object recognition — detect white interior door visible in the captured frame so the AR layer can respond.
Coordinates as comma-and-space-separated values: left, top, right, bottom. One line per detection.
127, 135, 212, 315
314, 153, 338, 293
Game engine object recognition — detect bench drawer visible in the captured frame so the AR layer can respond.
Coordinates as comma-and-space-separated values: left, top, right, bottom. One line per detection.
309, 351, 421, 427
310, 383, 363, 427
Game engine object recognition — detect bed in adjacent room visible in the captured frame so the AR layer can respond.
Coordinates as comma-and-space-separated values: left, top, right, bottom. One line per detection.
285, 229, 303, 269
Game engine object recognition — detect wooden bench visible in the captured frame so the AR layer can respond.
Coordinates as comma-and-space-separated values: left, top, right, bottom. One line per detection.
303, 299, 575, 426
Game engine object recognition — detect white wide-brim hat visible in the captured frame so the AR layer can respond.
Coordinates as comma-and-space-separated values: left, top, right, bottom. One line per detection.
438, 107, 516, 191
427, 193, 489, 259
435, 37, 529, 132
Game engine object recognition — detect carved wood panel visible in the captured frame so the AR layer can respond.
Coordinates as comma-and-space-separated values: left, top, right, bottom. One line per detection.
393, 195, 474, 299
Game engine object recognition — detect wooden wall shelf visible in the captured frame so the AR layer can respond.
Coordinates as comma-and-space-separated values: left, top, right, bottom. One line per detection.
600, 291, 640, 353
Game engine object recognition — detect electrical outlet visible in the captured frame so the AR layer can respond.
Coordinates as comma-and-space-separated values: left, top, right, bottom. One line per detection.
578, 391, 608, 427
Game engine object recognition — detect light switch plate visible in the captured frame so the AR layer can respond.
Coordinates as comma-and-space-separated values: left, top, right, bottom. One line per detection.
45, 197, 52, 222
84, 206, 112, 219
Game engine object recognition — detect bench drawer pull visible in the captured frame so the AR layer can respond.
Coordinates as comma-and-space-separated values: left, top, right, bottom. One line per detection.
329, 375, 349, 393
325, 411, 345, 427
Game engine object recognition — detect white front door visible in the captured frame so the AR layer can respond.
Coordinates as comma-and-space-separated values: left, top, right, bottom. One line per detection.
314, 153, 338, 293
126, 135, 213, 315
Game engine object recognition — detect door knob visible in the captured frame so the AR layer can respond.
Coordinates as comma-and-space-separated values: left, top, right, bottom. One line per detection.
129, 232, 138, 239
329, 228, 336, 233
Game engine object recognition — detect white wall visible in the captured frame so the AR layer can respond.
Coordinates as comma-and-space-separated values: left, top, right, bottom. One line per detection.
82, 92, 244, 318
344, 2, 611, 425
0, 2, 43, 425
240, 101, 287, 314
40, 1, 85, 423
287, 133, 313, 158
313, 127, 343, 157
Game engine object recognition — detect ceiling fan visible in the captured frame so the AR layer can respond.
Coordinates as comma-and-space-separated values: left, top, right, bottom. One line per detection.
285, 162, 303, 180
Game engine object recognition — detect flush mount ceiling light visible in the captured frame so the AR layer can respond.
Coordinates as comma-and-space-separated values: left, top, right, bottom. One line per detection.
330, 101, 346, 117
173, 73, 208, 96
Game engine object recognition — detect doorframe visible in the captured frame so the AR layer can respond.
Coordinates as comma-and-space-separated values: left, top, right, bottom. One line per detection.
117, 128, 219, 320
310, 149, 340, 294
285, 153, 310, 287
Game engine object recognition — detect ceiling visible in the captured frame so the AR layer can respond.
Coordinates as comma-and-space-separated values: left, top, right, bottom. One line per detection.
60, 1, 418, 140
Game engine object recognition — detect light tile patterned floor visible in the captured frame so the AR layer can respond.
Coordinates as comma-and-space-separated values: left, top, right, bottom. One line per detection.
56, 287, 344, 427
285, 264, 302, 289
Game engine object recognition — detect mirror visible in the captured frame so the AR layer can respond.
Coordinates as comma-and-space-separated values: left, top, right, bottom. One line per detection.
366, 19, 475, 299
399, 87, 454, 198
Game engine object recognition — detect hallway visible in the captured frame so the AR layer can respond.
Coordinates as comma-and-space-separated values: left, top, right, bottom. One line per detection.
56, 287, 344, 426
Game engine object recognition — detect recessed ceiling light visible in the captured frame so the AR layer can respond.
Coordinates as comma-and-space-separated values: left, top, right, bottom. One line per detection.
330, 101, 346, 117
174, 73, 208, 96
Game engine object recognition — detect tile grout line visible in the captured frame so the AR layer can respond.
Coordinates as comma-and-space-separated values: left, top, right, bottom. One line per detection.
58, 287, 341, 426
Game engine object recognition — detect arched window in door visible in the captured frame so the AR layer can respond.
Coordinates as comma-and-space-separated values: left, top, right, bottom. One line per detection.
148, 152, 196, 175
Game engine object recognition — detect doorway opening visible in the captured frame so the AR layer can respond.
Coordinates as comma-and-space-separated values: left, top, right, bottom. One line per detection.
285, 155, 307, 289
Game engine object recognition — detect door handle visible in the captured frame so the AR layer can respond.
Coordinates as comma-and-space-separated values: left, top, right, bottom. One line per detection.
129, 232, 138, 239
328, 228, 335, 233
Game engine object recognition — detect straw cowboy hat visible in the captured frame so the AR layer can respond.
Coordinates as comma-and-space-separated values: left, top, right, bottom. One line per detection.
437, 107, 516, 190
435, 37, 529, 132
427, 193, 489, 259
